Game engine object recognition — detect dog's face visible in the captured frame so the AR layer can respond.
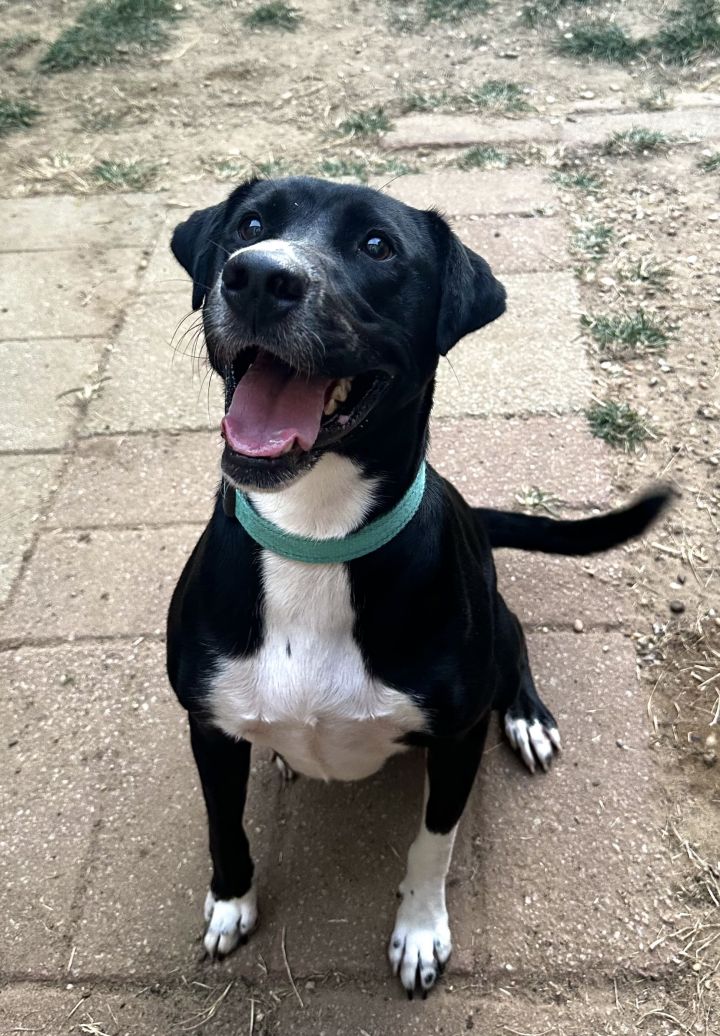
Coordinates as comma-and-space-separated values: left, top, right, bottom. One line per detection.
171, 176, 505, 490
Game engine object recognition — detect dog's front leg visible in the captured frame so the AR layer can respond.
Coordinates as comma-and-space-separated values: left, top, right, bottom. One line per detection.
389, 716, 490, 997
189, 714, 258, 957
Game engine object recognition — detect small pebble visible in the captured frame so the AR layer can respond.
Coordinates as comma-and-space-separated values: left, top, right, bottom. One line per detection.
703, 751, 717, 767
669, 600, 685, 614
573, 619, 584, 632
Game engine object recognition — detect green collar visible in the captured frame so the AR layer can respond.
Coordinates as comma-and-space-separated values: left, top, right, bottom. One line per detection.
231, 463, 427, 564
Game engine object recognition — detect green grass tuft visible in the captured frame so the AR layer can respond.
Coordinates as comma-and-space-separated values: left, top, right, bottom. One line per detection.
520, 0, 593, 27
317, 156, 416, 181
654, 0, 720, 63
586, 400, 654, 450
699, 150, 720, 171
550, 169, 602, 191
574, 221, 613, 259
638, 90, 671, 111
622, 257, 672, 289
255, 157, 298, 177
556, 24, 647, 63
463, 79, 529, 112
40, 0, 180, 73
423, 0, 489, 20
337, 106, 393, 137
399, 91, 449, 114
245, 2, 302, 30
0, 33, 41, 61
458, 146, 511, 169
603, 126, 673, 155
581, 310, 670, 356
91, 159, 157, 190
0, 97, 40, 136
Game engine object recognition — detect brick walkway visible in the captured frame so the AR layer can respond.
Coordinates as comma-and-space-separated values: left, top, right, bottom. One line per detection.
0, 173, 672, 1033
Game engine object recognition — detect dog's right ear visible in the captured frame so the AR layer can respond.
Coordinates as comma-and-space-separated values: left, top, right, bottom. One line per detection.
171, 202, 227, 311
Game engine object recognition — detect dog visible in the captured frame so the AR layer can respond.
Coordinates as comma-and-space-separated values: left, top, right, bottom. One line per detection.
166, 176, 668, 997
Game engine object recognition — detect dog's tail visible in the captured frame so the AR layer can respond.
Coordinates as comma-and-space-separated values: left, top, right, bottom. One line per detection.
474, 488, 671, 556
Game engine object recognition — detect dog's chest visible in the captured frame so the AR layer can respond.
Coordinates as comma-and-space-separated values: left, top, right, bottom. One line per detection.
208, 553, 424, 781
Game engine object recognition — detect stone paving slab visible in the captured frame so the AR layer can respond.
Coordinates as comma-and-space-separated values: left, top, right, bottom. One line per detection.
0, 525, 202, 642
429, 415, 612, 509
385, 108, 720, 151
0, 194, 167, 253
497, 548, 632, 628
0, 643, 135, 974
49, 432, 220, 529
0, 250, 139, 340
0, 454, 62, 605
375, 169, 556, 216
81, 293, 223, 435
384, 116, 559, 150
476, 633, 671, 979
456, 214, 570, 274
0, 338, 104, 450
433, 272, 587, 417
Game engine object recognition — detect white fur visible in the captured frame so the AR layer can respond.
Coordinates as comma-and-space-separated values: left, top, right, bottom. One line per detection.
203, 886, 257, 956
207, 455, 426, 782
504, 714, 561, 773
389, 823, 456, 993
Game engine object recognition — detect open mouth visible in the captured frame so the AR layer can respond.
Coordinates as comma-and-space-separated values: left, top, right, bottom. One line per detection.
220, 348, 390, 463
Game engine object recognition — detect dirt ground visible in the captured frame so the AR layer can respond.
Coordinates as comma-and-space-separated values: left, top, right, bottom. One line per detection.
1, 0, 719, 1030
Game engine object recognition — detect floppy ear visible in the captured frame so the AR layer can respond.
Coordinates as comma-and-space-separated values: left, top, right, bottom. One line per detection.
429, 213, 506, 355
171, 202, 227, 311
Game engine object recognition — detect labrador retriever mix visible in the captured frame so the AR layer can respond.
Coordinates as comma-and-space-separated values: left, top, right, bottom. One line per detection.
166, 176, 667, 997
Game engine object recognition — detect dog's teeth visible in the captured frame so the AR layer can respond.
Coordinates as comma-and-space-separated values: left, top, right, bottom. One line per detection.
323, 378, 352, 417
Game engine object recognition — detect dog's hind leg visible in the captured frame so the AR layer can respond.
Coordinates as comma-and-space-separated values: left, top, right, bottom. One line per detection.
496, 604, 561, 774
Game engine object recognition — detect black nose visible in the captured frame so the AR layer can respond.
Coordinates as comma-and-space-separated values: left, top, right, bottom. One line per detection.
221, 250, 308, 326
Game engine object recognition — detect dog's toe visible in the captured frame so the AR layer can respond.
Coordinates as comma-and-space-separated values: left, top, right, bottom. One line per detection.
504, 714, 561, 773
389, 904, 451, 996
203, 887, 258, 958
273, 752, 298, 783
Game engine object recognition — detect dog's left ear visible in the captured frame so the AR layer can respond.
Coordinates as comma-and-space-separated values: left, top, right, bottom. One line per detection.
171, 202, 227, 311
428, 212, 506, 355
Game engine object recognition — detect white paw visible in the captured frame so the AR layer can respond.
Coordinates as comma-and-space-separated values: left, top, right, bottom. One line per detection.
203, 886, 258, 957
504, 714, 561, 773
388, 892, 452, 997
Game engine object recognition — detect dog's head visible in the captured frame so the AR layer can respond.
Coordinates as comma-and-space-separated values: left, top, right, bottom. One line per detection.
171, 176, 505, 490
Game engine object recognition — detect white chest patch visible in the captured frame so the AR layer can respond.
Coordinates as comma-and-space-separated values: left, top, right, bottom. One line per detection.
208, 456, 426, 781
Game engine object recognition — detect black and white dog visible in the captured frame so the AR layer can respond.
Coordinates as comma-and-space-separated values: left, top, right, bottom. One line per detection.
167, 176, 667, 997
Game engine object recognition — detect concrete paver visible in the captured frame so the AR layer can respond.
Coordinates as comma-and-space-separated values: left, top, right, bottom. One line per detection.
433, 272, 588, 417
476, 633, 672, 978
0, 249, 138, 339
0, 525, 202, 642
0, 194, 166, 252
376, 168, 557, 215
0, 643, 134, 973
456, 213, 570, 274
49, 431, 220, 528
385, 107, 720, 151
429, 415, 612, 508
0, 338, 104, 450
81, 293, 223, 435
0, 453, 62, 604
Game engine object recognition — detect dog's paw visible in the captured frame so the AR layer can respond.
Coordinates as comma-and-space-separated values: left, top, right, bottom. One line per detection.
388, 896, 452, 998
203, 887, 258, 958
273, 751, 298, 783
504, 713, 561, 774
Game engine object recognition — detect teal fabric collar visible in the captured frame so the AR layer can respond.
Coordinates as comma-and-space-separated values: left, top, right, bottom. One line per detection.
232, 462, 427, 564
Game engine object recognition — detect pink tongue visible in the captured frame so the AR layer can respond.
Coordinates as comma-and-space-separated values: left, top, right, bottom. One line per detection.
222, 352, 333, 458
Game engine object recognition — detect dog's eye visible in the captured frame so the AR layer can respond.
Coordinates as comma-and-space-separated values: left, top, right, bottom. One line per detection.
238, 214, 263, 241
361, 233, 394, 261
